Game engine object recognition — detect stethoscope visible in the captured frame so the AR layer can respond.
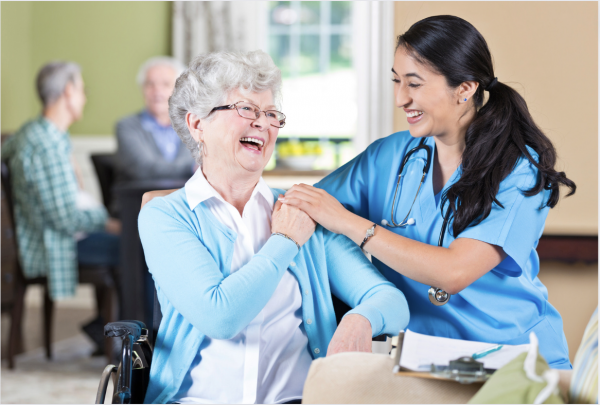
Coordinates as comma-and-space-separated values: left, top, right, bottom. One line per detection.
380, 138, 452, 306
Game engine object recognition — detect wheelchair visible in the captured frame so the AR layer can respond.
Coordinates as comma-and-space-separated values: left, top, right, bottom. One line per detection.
95, 288, 356, 404
95, 287, 162, 404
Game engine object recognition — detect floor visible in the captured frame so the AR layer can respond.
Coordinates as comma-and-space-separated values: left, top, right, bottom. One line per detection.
1, 261, 597, 404
1, 285, 114, 404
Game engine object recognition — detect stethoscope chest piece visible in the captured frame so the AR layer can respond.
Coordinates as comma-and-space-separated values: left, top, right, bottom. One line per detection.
428, 287, 450, 306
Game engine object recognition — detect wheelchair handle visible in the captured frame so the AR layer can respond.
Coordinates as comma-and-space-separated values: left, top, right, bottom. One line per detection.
104, 320, 147, 341
113, 334, 135, 404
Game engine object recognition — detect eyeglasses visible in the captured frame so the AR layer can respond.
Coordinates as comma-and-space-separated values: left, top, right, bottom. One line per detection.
210, 101, 286, 128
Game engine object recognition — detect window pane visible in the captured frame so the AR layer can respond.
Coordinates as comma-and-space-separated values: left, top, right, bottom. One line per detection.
270, 1, 295, 26
299, 34, 319, 75
300, 2, 320, 25
330, 34, 352, 71
267, 0, 356, 156
270, 34, 291, 77
331, 1, 351, 24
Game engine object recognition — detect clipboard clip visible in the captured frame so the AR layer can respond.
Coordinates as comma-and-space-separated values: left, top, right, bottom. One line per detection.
429, 356, 490, 384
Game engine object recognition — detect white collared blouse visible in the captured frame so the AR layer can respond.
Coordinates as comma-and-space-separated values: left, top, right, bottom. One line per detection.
173, 169, 313, 404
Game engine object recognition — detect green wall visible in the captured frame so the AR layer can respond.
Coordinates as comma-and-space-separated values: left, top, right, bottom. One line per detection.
1, 1, 171, 135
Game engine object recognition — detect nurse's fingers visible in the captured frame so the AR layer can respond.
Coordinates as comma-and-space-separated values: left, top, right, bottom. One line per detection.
281, 188, 317, 204
279, 196, 317, 217
292, 184, 339, 204
273, 196, 284, 213
296, 183, 327, 197
285, 183, 322, 198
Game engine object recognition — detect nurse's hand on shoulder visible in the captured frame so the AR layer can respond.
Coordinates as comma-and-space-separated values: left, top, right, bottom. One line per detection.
271, 197, 316, 247
280, 184, 350, 235
327, 314, 372, 356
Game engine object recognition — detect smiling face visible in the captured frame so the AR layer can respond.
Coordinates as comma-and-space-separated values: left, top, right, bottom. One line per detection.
192, 88, 279, 180
143, 64, 177, 120
393, 47, 467, 140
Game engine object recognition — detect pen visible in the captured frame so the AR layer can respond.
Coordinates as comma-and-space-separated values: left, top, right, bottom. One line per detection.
472, 344, 503, 360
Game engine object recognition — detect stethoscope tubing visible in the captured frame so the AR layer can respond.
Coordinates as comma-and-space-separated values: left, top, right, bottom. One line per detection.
384, 137, 452, 306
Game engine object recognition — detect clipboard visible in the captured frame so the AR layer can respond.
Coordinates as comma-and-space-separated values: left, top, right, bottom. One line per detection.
391, 331, 491, 384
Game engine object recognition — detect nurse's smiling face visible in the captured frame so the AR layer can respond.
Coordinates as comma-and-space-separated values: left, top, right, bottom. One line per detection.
392, 47, 474, 140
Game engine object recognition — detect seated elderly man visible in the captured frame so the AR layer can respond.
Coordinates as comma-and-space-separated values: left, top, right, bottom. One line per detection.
115, 57, 195, 183
138, 50, 410, 404
2, 61, 120, 355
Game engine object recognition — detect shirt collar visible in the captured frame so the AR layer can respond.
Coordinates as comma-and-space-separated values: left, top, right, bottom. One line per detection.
185, 169, 274, 211
140, 109, 172, 131
38, 116, 70, 145
39, 115, 68, 136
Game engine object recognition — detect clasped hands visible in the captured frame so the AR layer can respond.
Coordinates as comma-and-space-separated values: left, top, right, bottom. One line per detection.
141, 186, 373, 356
272, 186, 372, 356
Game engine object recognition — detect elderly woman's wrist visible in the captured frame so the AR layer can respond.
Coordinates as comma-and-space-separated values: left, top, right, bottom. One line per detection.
272, 232, 301, 250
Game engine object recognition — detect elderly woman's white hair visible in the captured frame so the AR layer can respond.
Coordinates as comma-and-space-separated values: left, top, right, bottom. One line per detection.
169, 50, 282, 165
136, 56, 186, 87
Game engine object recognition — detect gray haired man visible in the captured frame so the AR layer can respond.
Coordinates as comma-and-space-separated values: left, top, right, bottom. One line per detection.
115, 57, 196, 183
1, 61, 121, 356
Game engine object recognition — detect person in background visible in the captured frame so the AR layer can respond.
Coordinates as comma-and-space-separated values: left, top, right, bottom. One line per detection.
115, 57, 195, 182
1, 61, 121, 355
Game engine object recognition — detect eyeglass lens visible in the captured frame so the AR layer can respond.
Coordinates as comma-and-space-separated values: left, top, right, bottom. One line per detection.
235, 102, 285, 128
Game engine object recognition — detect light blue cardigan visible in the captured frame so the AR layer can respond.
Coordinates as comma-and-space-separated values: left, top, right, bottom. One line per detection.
138, 188, 409, 404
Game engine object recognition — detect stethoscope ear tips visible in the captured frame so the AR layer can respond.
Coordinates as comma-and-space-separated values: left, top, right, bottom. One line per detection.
406, 218, 415, 225
381, 219, 389, 226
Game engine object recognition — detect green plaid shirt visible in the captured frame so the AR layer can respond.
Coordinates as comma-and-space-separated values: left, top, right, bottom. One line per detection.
1, 116, 107, 300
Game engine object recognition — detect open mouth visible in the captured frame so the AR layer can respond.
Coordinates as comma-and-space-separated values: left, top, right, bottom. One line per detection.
240, 137, 264, 152
405, 110, 424, 124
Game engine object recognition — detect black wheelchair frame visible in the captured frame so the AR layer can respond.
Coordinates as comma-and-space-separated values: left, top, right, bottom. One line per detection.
95, 288, 162, 404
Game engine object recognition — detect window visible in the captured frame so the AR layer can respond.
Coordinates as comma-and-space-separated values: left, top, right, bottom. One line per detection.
266, 1, 355, 170
172, 1, 395, 171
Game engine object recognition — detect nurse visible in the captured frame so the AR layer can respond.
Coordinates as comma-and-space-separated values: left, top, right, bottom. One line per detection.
280, 15, 576, 369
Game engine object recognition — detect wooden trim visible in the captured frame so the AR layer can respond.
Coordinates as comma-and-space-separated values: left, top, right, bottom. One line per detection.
537, 235, 598, 263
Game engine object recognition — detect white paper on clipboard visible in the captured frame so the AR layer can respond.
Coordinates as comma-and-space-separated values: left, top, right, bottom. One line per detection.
399, 329, 530, 371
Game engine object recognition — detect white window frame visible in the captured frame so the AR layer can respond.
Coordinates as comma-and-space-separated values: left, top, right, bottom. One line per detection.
353, 1, 396, 153
173, 1, 395, 155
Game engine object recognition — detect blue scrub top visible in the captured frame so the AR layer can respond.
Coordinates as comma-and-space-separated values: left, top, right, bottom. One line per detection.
316, 131, 571, 369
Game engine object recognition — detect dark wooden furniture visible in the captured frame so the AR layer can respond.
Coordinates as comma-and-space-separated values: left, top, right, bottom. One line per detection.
113, 179, 186, 328
1, 160, 119, 367
1, 164, 52, 368
91, 153, 117, 217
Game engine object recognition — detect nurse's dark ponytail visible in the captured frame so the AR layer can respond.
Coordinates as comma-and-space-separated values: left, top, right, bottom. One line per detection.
396, 15, 576, 237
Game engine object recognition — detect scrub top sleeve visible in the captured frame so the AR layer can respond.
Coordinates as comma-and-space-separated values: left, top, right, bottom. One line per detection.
315, 138, 385, 218
456, 159, 550, 277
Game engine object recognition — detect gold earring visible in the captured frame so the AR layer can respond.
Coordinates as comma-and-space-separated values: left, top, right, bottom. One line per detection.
198, 141, 207, 156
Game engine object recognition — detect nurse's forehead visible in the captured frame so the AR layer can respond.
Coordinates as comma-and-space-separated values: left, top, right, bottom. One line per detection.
391, 68, 424, 81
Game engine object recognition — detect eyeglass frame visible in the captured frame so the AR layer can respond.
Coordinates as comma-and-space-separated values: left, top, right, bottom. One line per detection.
210, 101, 286, 128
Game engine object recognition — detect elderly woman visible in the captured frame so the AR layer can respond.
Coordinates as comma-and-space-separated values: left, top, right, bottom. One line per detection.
138, 50, 409, 404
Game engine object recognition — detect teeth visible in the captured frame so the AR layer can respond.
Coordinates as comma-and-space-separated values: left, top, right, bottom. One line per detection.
240, 137, 264, 147
405, 111, 423, 118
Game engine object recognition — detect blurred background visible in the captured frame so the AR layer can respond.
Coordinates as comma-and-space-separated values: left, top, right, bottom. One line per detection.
1, 2, 597, 403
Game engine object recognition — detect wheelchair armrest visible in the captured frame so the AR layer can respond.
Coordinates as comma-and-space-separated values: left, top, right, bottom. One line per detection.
104, 320, 147, 340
